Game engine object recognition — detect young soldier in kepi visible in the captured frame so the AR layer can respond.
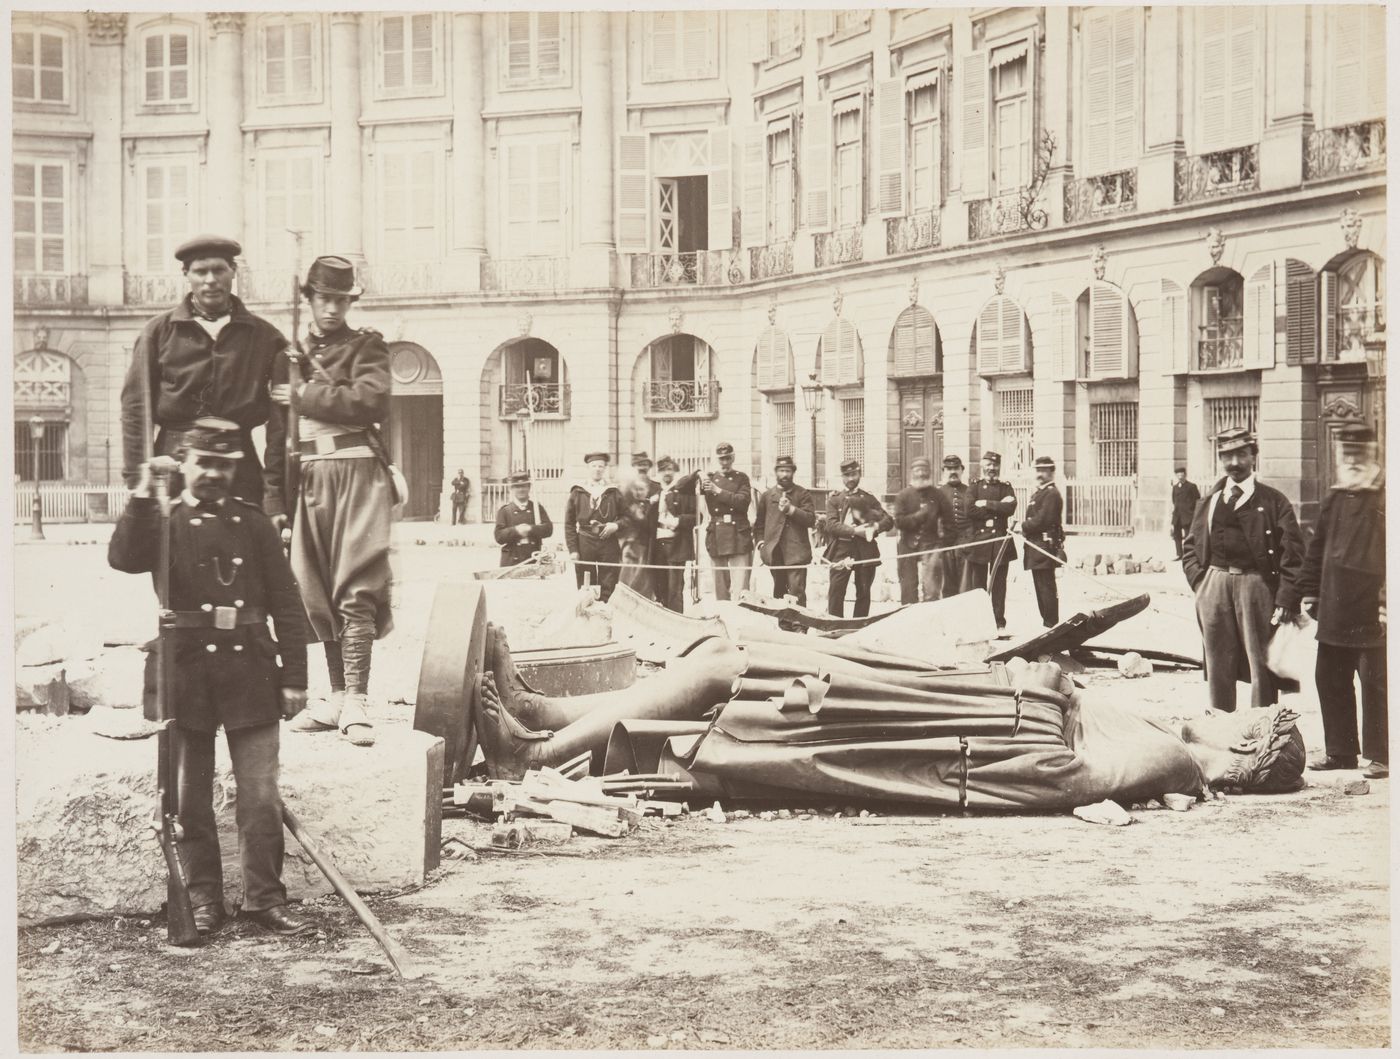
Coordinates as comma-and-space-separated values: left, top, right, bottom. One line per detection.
494, 470, 553, 568
893, 456, 954, 604
274, 256, 393, 750
936, 455, 970, 599
756, 455, 817, 617
1181, 427, 1305, 712
701, 442, 754, 600
618, 452, 661, 597
565, 452, 624, 602
121, 235, 289, 509
959, 450, 1018, 632
1021, 455, 1065, 628
108, 419, 314, 937
822, 458, 894, 618
650, 456, 698, 613
1277, 424, 1387, 778
450, 469, 472, 526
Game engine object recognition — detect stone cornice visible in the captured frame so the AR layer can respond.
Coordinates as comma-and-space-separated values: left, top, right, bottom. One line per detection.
208, 13, 246, 35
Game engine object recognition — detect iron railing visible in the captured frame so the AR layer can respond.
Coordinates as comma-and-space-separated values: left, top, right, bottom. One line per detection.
885, 211, 941, 255
498, 383, 570, 419
749, 241, 794, 280
13, 483, 129, 524
1197, 319, 1245, 371
1063, 477, 1137, 535
1305, 120, 1387, 181
123, 272, 185, 307
814, 226, 863, 268
1174, 145, 1259, 204
481, 257, 569, 293
233, 268, 294, 304
643, 379, 720, 417
1063, 170, 1137, 224
968, 190, 1044, 240
630, 251, 744, 288
15, 274, 88, 307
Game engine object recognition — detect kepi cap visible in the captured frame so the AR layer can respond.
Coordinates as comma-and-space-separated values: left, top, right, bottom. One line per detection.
715, 442, 735, 456
1336, 423, 1377, 447
839, 459, 861, 474
175, 235, 241, 266
583, 451, 610, 465
774, 455, 797, 471
982, 451, 1002, 464
942, 454, 964, 469
181, 416, 244, 459
508, 470, 532, 485
301, 255, 362, 300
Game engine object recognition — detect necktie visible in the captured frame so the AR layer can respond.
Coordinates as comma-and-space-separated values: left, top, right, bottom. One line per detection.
1225, 485, 1243, 510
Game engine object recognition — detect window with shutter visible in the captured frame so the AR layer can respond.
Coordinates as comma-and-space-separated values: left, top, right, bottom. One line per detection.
766, 11, 803, 60
960, 53, 989, 200
1320, 270, 1338, 361
380, 148, 438, 262
503, 138, 566, 257
976, 298, 1002, 374
834, 100, 864, 229
261, 18, 319, 102
12, 28, 68, 104
1284, 260, 1318, 366
707, 126, 732, 250
998, 296, 1028, 373
1089, 282, 1136, 379
261, 152, 321, 267
13, 160, 68, 274
616, 133, 650, 252
1198, 8, 1259, 151
820, 319, 863, 386
504, 12, 568, 87
759, 122, 789, 244
755, 326, 794, 392
992, 52, 1030, 193
379, 14, 438, 95
1050, 293, 1075, 381
907, 75, 941, 212
142, 161, 193, 272
143, 29, 192, 105
1242, 263, 1275, 369
1328, 6, 1386, 126
1160, 279, 1189, 374
876, 79, 904, 215
1082, 9, 1139, 176
804, 103, 832, 230
890, 306, 938, 377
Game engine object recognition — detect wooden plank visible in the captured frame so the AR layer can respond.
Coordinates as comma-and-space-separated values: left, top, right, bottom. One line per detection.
491, 820, 573, 849
504, 795, 632, 838
522, 771, 640, 810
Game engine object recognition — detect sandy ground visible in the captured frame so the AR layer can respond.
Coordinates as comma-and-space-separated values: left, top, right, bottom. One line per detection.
12, 529, 1393, 1050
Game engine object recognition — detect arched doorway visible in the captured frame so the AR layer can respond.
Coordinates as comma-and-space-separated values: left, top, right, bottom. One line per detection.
886, 305, 942, 493
386, 341, 443, 520
630, 332, 720, 475
479, 337, 571, 521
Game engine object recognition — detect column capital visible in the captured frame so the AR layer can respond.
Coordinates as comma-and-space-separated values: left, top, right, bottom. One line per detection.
208, 13, 246, 35
86, 13, 127, 45
329, 12, 362, 27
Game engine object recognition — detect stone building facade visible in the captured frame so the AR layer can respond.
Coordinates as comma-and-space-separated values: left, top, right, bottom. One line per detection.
12, 8, 1386, 529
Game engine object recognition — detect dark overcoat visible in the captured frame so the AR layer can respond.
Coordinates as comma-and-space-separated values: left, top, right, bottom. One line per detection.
495, 499, 554, 566
959, 478, 1018, 564
1021, 482, 1064, 570
565, 484, 625, 561
822, 487, 893, 562
756, 483, 817, 566
1180, 477, 1304, 598
703, 469, 754, 557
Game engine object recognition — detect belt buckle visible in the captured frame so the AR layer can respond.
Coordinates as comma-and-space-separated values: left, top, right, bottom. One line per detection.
213, 605, 238, 630
722, 514, 733, 524
314, 435, 336, 456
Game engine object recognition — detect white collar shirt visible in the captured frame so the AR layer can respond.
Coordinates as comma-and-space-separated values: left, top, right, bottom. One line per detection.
1207, 474, 1256, 529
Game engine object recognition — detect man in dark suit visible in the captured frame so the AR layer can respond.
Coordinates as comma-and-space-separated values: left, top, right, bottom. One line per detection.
892, 456, 953, 604
936, 455, 970, 599
1170, 467, 1200, 561
756, 455, 817, 614
1182, 428, 1305, 712
1021, 455, 1065, 627
494, 470, 553, 568
822, 459, 893, 618
701, 442, 754, 600
959, 451, 1018, 632
650, 456, 698, 613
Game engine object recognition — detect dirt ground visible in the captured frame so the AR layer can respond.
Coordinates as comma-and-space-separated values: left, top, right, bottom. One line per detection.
12, 533, 1394, 1050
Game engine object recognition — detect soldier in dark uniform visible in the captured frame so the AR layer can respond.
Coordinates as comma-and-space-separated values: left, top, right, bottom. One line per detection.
450, 470, 472, 526
822, 459, 894, 618
936, 455, 970, 599
121, 235, 288, 510
701, 442, 754, 601
1170, 467, 1200, 561
494, 470, 553, 567
892, 456, 953, 604
107, 419, 313, 938
565, 452, 624, 601
650, 456, 698, 613
959, 451, 1018, 632
756, 455, 817, 615
273, 257, 392, 749
619, 452, 661, 597
1021, 455, 1065, 628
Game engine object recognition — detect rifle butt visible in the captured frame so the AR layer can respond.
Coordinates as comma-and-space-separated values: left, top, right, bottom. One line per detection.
160, 828, 201, 946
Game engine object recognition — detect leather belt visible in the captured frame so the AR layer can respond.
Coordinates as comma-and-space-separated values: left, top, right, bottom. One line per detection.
298, 431, 371, 457
1210, 564, 1255, 575
166, 607, 267, 629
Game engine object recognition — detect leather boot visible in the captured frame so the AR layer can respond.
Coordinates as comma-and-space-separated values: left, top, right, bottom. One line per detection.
339, 626, 376, 747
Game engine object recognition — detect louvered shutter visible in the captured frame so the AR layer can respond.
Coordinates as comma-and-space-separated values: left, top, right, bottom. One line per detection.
1160, 279, 1188, 374
913, 308, 937, 374
1284, 260, 1318, 366
1199, 9, 1229, 151
1090, 282, 1127, 378
892, 310, 917, 376
650, 11, 676, 79
536, 141, 563, 255
693, 340, 710, 383
1363, 8, 1386, 119
756, 329, 776, 390
1242, 263, 1276, 369
682, 13, 712, 78
411, 14, 434, 88
1320, 270, 1338, 361
1226, 11, 1259, 149
977, 298, 1002, 375
708, 127, 732, 249
505, 143, 531, 250
1083, 10, 1114, 176
840, 322, 862, 384
506, 13, 531, 82
741, 126, 768, 246
1050, 293, 1076, 381
803, 104, 831, 230
616, 133, 649, 252
1331, 8, 1363, 125
1000, 297, 1027, 373
960, 52, 989, 200
1111, 10, 1138, 168
876, 78, 904, 215
536, 13, 562, 79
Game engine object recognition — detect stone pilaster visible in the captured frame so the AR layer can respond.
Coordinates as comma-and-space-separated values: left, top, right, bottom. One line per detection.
450, 12, 485, 289
1139, 6, 1182, 213
1259, 364, 1320, 522
206, 14, 246, 247
574, 13, 615, 287
328, 14, 364, 261
85, 13, 125, 306
1260, 6, 1312, 191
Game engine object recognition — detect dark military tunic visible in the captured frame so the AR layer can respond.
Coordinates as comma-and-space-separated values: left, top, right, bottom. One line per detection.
108, 494, 310, 732
960, 478, 1019, 564
121, 295, 289, 510
703, 469, 754, 558
495, 498, 554, 567
1021, 482, 1064, 571
822, 487, 893, 563
565, 483, 625, 600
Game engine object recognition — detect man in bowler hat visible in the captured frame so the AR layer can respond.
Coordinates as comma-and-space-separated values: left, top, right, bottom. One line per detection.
1169, 467, 1200, 561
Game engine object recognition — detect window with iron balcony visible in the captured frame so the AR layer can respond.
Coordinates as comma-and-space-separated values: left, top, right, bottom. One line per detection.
645, 335, 719, 418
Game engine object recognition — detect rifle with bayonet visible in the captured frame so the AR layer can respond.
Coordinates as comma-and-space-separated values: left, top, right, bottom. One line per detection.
281, 228, 307, 538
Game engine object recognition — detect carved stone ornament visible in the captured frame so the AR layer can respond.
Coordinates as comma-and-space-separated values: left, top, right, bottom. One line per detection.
1091, 244, 1108, 281
992, 264, 1006, 295
767, 298, 778, 326
1206, 227, 1226, 265
1322, 392, 1364, 421
33, 326, 51, 351
669, 306, 684, 334
518, 312, 533, 338
832, 289, 844, 316
208, 13, 247, 34
901, 407, 924, 429
908, 276, 920, 306
1341, 207, 1364, 250
86, 13, 127, 44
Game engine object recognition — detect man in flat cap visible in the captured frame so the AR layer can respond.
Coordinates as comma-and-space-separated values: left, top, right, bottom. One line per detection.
756, 455, 817, 620
121, 235, 289, 510
893, 456, 954, 604
108, 418, 314, 938
821, 459, 893, 618
701, 442, 754, 600
936, 455, 970, 599
960, 450, 1018, 632
1277, 424, 1387, 777
618, 452, 661, 597
1021, 456, 1065, 627
650, 457, 699, 612
273, 256, 392, 749
494, 471, 554, 569
1182, 428, 1305, 712
566, 452, 624, 602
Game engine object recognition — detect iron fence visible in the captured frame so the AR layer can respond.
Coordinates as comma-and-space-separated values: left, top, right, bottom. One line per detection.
749, 241, 795, 280
1305, 120, 1387, 181
1063, 170, 1137, 224
1062, 477, 1137, 535
14, 484, 129, 523
15, 274, 88, 307
630, 251, 744, 288
885, 211, 941, 256
643, 379, 720, 417
1174, 145, 1259, 204
498, 383, 570, 418
813, 227, 863, 268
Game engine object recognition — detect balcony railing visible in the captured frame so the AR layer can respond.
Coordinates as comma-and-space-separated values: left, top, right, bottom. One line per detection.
814, 226, 863, 267
1174, 145, 1259, 204
1063, 170, 1137, 224
1197, 321, 1245, 371
1305, 120, 1387, 181
498, 382, 571, 419
968, 189, 1046, 240
482, 257, 568, 293
16, 274, 88, 308
749, 241, 794, 281
234, 268, 295, 304
123, 272, 185, 307
643, 379, 720, 418
630, 251, 744, 288
885, 211, 941, 256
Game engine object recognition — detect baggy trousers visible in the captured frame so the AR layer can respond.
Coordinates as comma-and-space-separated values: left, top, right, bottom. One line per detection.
1195, 567, 1277, 712
174, 721, 285, 913
619, 537, 653, 599
768, 560, 808, 610
1315, 640, 1388, 764
574, 540, 621, 602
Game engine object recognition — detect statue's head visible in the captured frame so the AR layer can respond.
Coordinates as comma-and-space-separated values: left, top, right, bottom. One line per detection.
1180, 705, 1307, 793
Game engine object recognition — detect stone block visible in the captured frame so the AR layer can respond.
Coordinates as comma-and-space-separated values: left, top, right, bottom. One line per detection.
16, 663, 70, 715
1118, 652, 1154, 679
17, 717, 443, 926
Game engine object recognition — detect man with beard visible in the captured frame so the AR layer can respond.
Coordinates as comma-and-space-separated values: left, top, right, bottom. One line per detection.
822, 459, 893, 618
960, 451, 1018, 633
936, 455, 970, 598
701, 442, 754, 600
756, 455, 817, 620
892, 456, 953, 604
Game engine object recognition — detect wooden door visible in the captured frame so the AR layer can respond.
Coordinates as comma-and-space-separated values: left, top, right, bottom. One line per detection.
387, 394, 443, 520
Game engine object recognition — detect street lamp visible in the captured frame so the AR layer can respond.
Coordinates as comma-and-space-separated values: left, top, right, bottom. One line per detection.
28, 415, 45, 540
798, 371, 826, 484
